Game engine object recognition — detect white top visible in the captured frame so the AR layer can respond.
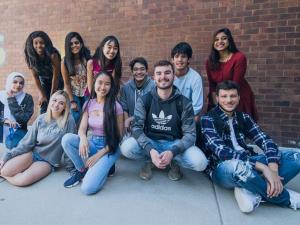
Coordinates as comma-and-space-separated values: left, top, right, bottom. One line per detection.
228, 118, 244, 151
174, 67, 203, 115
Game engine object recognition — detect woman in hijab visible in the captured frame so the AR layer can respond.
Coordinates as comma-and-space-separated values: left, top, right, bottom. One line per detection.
0, 72, 34, 149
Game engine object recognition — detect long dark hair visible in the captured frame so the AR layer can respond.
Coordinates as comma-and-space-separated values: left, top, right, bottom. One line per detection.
24, 31, 61, 73
208, 28, 239, 71
93, 35, 122, 93
64, 32, 91, 76
87, 71, 120, 153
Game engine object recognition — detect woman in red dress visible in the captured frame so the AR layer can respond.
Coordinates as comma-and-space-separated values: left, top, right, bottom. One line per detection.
206, 28, 258, 121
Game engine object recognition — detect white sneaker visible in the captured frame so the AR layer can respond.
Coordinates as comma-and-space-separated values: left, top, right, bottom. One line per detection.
234, 187, 262, 213
287, 189, 300, 210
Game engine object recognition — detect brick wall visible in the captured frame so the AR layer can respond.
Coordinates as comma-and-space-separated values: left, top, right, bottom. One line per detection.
0, 0, 299, 147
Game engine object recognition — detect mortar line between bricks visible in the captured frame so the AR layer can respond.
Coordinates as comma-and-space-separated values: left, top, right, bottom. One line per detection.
212, 181, 224, 225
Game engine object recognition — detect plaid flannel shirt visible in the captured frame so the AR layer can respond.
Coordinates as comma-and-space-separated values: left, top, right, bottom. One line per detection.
201, 106, 280, 172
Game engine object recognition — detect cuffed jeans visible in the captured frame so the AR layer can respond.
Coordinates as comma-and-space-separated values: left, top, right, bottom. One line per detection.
212, 150, 300, 207
120, 137, 208, 172
62, 133, 120, 195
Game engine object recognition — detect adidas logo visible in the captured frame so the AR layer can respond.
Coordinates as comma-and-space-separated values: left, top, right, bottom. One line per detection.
152, 110, 172, 125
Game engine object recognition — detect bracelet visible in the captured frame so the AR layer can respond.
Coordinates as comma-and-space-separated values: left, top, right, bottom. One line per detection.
70, 100, 77, 104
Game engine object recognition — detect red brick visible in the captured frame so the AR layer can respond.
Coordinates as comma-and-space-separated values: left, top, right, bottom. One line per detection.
0, 0, 298, 147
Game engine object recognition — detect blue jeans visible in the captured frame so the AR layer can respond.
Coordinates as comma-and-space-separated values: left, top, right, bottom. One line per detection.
120, 137, 208, 171
5, 129, 27, 149
211, 150, 300, 207
61, 133, 120, 195
71, 95, 87, 124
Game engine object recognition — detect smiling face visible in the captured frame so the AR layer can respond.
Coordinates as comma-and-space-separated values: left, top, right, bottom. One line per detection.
102, 40, 118, 60
94, 74, 112, 98
214, 32, 229, 52
70, 36, 82, 55
172, 53, 189, 72
11, 76, 25, 93
154, 65, 174, 90
50, 94, 67, 116
33, 36, 45, 56
216, 89, 240, 114
132, 62, 147, 83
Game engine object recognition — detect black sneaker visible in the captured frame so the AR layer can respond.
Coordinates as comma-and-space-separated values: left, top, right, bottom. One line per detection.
64, 169, 87, 188
108, 164, 115, 177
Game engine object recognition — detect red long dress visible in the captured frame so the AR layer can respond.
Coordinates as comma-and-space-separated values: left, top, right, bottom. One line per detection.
205, 51, 258, 121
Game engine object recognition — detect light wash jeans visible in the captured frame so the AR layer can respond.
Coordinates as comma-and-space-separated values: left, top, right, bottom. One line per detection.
120, 137, 208, 171
62, 133, 120, 195
71, 95, 87, 124
211, 150, 300, 207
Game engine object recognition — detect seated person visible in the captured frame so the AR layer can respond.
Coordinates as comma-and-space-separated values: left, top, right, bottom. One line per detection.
201, 80, 300, 213
120, 57, 155, 134
171, 42, 204, 122
121, 60, 208, 181
0, 72, 34, 149
62, 71, 123, 195
0, 90, 76, 186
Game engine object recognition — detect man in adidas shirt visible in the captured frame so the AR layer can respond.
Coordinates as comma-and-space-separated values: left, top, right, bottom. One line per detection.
201, 80, 300, 213
120, 60, 208, 181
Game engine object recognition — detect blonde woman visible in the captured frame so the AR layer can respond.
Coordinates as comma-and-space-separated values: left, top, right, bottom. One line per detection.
0, 90, 76, 186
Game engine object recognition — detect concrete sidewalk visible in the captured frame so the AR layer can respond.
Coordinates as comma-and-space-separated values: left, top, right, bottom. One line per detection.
0, 147, 299, 225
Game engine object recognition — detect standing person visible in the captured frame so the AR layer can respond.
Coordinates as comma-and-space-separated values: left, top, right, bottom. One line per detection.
24, 31, 64, 114
121, 60, 207, 181
119, 57, 155, 134
0, 72, 34, 149
206, 27, 258, 121
87, 35, 122, 95
61, 32, 91, 123
0, 90, 76, 187
62, 71, 123, 195
201, 81, 300, 213
171, 42, 204, 122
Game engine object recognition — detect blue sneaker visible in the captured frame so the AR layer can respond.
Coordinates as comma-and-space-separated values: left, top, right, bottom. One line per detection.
64, 170, 87, 188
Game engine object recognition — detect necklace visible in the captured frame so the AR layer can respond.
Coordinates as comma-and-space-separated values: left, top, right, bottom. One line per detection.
220, 53, 233, 63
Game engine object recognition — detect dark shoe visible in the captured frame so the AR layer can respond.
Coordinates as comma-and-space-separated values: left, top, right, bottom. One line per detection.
139, 161, 153, 181
64, 169, 87, 188
108, 164, 115, 177
168, 161, 182, 181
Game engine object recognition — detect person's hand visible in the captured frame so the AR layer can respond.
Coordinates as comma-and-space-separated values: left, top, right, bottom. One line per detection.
71, 101, 79, 111
150, 149, 164, 169
38, 94, 47, 106
159, 151, 173, 168
86, 153, 101, 168
124, 117, 133, 132
4, 119, 19, 129
262, 166, 284, 198
79, 136, 89, 159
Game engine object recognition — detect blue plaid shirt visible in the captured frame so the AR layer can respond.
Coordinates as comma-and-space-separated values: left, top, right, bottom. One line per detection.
201, 106, 280, 171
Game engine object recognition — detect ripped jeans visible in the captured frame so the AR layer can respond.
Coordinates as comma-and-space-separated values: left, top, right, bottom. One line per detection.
212, 150, 300, 207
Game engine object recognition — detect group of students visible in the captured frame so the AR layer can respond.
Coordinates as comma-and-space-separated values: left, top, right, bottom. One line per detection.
0, 27, 300, 213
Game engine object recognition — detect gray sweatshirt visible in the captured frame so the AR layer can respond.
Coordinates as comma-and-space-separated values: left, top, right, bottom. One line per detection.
2, 114, 76, 167
120, 76, 155, 117
132, 86, 196, 156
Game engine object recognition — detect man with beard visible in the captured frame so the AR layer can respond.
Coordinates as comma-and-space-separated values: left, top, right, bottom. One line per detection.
121, 60, 208, 181
201, 80, 300, 213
